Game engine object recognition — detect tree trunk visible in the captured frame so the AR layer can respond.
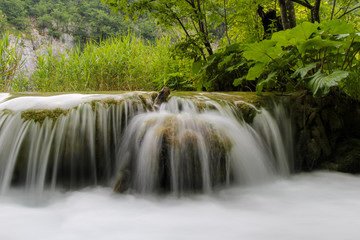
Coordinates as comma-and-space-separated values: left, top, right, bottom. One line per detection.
278, 0, 296, 29
286, 0, 297, 28
290, 0, 321, 23
279, 0, 291, 29
311, 0, 321, 23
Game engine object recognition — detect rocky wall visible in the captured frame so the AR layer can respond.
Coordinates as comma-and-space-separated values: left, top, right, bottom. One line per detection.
290, 89, 360, 173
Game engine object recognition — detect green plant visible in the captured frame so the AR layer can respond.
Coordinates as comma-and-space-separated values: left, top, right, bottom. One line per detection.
192, 43, 249, 91
0, 32, 25, 91
242, 20, 360, 99
32, 33, 194, 92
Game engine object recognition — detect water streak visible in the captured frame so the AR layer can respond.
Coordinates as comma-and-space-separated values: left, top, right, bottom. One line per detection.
0, 93, 293, 197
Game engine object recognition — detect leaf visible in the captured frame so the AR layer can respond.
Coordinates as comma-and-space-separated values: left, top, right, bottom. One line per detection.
220, 53, 235, 65
225, 43, 241, 52
292, 62, 318, 79
320, 20, 355, 35
256, 71, 277, 95
192, 61, 203, 74
243, 40, 281, 64
233, 77, 244, 87
225, 61, 245, 72
246, 62, 265, 80
289, 22, 319, 42
271, 30, 293, 47
306, 70, 349, 97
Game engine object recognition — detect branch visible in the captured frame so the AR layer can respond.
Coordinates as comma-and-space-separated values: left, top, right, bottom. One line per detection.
338, 6, 360, 19
290, 0, 312, 9
330, 0, 336, 20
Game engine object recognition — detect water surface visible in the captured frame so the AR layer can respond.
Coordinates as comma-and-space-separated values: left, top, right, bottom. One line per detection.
1, 171, 358, 240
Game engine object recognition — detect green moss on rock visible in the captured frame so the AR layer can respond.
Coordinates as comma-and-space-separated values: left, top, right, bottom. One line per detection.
21, 108, 70, 125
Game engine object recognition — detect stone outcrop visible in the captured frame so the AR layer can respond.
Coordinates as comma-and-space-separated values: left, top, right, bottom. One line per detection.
9, 21, 74, 78
290, 89, 360, 173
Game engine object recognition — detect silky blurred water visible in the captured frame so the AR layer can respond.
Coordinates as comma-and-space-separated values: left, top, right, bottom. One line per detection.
1, 171, 359, 240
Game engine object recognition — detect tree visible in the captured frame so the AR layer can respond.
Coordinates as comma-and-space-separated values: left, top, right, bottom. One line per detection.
290, 0, 321, 23
278, 0, 297, 29
102, 0, 217, 59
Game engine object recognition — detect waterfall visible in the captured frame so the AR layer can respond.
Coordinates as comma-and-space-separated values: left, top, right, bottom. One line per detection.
0, 93, 293, 196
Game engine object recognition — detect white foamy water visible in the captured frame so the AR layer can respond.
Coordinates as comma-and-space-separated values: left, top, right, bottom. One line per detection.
0, 92, 152, 111
0, 171, 359, 240
0, 93, 10, 103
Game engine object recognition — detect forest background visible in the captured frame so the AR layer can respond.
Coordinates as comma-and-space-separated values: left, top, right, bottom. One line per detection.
0, 0, 360, 100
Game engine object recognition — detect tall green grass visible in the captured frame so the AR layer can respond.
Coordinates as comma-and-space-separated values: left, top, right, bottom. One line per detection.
0, 32, 26, 91
33, 34, 195, 92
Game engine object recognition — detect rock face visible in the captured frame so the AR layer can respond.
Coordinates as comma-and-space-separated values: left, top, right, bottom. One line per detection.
9, 21, 74, 78
290, 89, 360, 173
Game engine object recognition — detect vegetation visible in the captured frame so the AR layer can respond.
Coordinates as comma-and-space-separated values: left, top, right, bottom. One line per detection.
32, 34, 195, 92
0, 0, 360, 100
0, 32, 27, 91
0, 0, 160, 44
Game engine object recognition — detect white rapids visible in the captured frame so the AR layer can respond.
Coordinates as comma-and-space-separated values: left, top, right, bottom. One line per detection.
1, 92, 354, 240
0, 172, 359, 240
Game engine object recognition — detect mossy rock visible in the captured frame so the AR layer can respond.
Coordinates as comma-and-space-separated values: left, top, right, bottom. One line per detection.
333, 138, 360, 173
21, 108, 70, 125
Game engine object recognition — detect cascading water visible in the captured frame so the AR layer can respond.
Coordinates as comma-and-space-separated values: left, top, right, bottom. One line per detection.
0, 92, 292, 197
2, 92, 360, 240
115, 97, 291, 195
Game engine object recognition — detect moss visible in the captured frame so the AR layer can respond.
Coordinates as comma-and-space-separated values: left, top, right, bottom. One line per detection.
21, 108, 70, 125
90, 98, 124, 110
151, 92, 158, 102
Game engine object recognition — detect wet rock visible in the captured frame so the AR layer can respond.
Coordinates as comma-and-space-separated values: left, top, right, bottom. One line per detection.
290, 89, 360, 172
153, 86, 171, 108
114, 170, 131, 193
332, 138, 360, 173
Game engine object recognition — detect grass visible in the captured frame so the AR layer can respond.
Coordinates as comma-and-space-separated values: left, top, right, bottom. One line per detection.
32, 33, 195, 92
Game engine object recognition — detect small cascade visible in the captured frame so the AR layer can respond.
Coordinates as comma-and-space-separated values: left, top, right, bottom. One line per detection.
115, 97, 292, 195
0, 93, 293, 196
0, 94, 147, 196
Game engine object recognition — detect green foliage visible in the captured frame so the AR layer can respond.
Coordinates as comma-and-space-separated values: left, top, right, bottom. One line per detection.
242, 20, 360, 98
32, 34, 194, 92
102, 0, 228, 59
0, 32, 26, 91
0, 0, 160, 45
192, 43, 249, 91
0, 0, 28, 29
0, 10, 7, 32
306, 70, 349, 97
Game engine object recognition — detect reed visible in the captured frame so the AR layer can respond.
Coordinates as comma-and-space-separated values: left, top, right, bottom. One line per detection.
33, 33, 194, 92
0, 32, 26, 91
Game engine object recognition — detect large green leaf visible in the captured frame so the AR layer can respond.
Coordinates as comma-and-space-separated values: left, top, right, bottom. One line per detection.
320, 20, 355, 35
256, 71, 277, 95
292, 62, 318, 79
297, 36, 339, 54
233, 77, 244, 87
271, 30, 293, 47
289, 22, 319, 42
246, 62, 265, 80
306, 70, 349, 97
192, 61, 204, 74
243, 40, 281, 64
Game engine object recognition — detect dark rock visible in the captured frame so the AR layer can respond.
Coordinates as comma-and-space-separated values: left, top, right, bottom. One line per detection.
153, 86, 171, 108
290, 90, 360, 172
113, 169, 131, 193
